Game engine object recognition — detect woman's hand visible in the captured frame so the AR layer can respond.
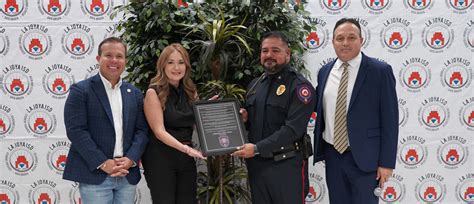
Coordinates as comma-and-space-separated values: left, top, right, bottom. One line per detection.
184, 145, 206, 160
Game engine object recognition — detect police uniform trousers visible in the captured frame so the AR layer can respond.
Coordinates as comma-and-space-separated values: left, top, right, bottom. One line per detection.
324, 141, 378, 204
142, 139, 197, 204
246, 154, 308, 204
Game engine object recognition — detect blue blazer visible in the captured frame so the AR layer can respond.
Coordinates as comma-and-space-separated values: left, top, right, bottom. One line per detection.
313, 53, 398, 172
63, 74, 148, 185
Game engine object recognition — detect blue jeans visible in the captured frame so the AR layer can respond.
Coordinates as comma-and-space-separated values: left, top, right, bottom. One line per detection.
79, 176, 136, 204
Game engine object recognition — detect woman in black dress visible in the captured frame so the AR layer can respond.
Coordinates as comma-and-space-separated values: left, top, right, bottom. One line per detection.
142, 43, 205, 204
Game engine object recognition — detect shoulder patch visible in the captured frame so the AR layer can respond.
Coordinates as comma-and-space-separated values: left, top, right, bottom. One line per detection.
296, 84, 313, 104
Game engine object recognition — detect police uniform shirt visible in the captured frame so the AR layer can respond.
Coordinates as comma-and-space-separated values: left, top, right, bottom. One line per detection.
246, 65, 316, 156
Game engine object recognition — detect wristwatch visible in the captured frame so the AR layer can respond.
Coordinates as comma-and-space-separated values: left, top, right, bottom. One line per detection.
253, 144, 260, 155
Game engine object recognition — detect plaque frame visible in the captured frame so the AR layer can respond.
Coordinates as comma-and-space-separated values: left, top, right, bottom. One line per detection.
193, 99, 247, 156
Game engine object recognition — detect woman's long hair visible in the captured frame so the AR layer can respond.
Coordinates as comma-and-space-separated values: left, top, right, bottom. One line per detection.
149, 43, 197, 109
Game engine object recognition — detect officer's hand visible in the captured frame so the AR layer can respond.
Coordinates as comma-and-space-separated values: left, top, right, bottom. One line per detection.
239, 108, 248, 123
231, 143, 255, 158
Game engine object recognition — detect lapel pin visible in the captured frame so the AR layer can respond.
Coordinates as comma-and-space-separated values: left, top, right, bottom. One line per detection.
127, 88, 131, 93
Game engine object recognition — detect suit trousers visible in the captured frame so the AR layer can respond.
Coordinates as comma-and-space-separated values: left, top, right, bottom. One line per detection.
142, 139, 197, 204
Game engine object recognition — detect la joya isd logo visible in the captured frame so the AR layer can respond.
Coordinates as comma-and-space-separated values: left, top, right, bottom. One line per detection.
361, 0, 393, 15
417, 97, 450, 131
397, 135, 427, 169
5, 141, 38, 176
456, 173, 474, 203
304, 17, 329, 54
28, 179, 60, 204
422, 17, 454, 53
68, 182, 82, 204
0, 64, 33, 100
305, 173, 326, 203
460, 97, 474, 131
84, 63, 99, 80
319, 0, 351, 15
0, 25, 10, 57
37, 0, 71, 20
380, 173, 406, 203
398, 98, 409, 128
445, 0, 473, 14
403, 0, 434, 14
464, 19, 474, 51
399, 57, 431, 93
380, 18, 412, 53
80, 0, 113, 20
0, 0, 27, 20
46, 140, 70, 175
19, 24, 52, 60
0, 104, 15, 138
0, 180, 20, 204
415, 173, 446, 203
440, 57, 472, 93
437, 135, 468, 169
62, 23, 94, 59
42, 64, 75, 99
23, 103, 57, 137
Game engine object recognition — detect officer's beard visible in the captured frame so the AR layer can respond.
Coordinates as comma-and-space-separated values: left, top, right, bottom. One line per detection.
263, 60, 286, 75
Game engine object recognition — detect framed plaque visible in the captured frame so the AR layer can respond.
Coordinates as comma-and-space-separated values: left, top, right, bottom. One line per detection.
193, 99, 247, 156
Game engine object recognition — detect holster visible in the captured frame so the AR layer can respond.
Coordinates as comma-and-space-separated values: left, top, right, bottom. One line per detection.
299, 134, 313, 159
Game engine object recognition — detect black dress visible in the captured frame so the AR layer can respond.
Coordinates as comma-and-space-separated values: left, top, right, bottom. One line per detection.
142, 84, 197, 204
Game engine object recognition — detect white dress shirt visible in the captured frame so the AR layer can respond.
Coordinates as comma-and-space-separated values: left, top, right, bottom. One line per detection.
322, 52, 362, 145
99, 73, 124, 158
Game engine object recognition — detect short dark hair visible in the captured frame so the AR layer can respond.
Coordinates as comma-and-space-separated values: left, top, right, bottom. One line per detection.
261, 31, 290, 47
333, 18, 362, 38
97, 37, 127, 56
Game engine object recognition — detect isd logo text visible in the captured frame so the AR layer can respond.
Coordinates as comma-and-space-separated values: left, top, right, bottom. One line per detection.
46, 140, 70, 175
80, 0, 113, 20
68, 182, 82, 204
399, 57, 431, 93
415, 173, 446, 203
398, 98, 409, 128
37, 0, 71, 20
380, 18, 412, 53
456, 173, 474, 203
398, 135, 427, 169
445, 0, 473, 14
0, 104, 15, 138
28, 179, 60, 204
361, 0, 392, 15
460, 97, 474, 131
422, 17, 454, 53
380, 173, 406, 203
464, 20, 473, 51
0, 0, 27, 20
104, 22, 120, 39
62, 23, 94, 59
84, 63, 99, 79
23, 104, 57, 137
42, 64, 75, 99
417, 97, 450, 131
403, 0, 434, 14
352, 17, 371, 49
0, 64, 33, 100
305, 173, 326, 203
0, 25, 10, 56
319, 0, 350, 15
0, 180, 20, 204
5, 141, 38, 176
440, 57, 472, 92
437, 135, 468, 169
305, 18, 329, 54
19, 24, 52, 60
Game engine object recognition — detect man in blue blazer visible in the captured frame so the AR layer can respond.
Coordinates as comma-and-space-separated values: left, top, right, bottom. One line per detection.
63, 37, 148, 204
313, 18, 398, 204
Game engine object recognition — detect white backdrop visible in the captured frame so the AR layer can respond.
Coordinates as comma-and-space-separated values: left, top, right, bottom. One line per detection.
0, 0, 472, 203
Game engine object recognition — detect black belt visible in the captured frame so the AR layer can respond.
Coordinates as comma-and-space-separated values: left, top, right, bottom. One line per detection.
260, 142, 301, 161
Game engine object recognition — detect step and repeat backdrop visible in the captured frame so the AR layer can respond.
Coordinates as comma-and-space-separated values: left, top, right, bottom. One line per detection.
0, 0, 472, 203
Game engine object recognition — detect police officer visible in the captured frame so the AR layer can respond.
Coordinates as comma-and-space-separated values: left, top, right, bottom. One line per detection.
233, 31, 316, 204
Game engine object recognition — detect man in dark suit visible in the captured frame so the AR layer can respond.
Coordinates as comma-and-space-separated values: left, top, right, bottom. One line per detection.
63, 37, 148, 204
313, 18, 398, 204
